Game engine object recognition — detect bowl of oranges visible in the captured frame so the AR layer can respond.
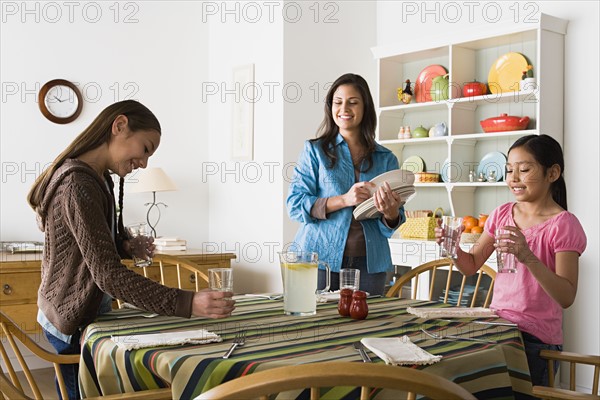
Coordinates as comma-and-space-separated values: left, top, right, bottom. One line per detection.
460, 214, 488, 243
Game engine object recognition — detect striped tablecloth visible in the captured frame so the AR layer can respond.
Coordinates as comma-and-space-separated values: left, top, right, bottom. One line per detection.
79, 298, 533, 399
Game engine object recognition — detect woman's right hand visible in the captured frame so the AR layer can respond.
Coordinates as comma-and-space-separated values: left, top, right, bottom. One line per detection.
191, 290, 236, 319
343, 182, 376, 207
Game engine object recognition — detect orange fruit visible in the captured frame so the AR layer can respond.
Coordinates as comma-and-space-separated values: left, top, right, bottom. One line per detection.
471, 226, 484, 234
463, 227, 472, 233
463, 216, 473, 228
463, 216, 479, 232
478, 214, 488, 227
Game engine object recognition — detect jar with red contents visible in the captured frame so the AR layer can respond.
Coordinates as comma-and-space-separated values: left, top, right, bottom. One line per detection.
349, 290, 368, 320
337, 288, 353, 317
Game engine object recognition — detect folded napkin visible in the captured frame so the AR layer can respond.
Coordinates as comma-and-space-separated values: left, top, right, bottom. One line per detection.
112, 329, 222, 350
407, 306, 497, 319
316, 291, 371, 303
119, 302, 149, 311
361, 336, 442, 366
317, 291, 340, 303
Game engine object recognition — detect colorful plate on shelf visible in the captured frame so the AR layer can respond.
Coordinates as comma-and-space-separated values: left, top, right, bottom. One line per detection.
487, 52, 528, 94
401, 156, 425, 173
414, 64, 447, 103
477, 151, 507, 182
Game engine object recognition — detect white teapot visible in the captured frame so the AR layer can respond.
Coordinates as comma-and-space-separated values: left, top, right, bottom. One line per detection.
429, 122, 447, 137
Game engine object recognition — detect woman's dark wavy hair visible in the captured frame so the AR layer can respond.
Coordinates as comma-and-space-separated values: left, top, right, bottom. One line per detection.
311, 73, 377, 171
28, 100, 161, 242
508, 134, 567, 210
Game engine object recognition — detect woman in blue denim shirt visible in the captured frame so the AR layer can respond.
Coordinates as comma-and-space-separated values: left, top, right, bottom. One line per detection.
286, 73, 406, 296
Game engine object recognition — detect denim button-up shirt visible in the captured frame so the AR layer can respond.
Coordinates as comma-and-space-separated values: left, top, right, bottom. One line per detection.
286, 134, 406, 273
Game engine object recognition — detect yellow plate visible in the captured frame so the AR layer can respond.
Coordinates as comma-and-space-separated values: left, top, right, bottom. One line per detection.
401, 156, 425, 173
487, 52, 528, 94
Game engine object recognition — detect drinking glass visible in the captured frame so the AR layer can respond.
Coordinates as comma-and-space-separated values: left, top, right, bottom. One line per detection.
339, 268, 360, 291
439, 216, 463, 259
126, 223, 153, 267
208, 268, 233, 298
495, 228, 517, 273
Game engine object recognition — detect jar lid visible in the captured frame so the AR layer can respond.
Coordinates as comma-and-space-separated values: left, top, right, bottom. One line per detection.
352, 290, 367, 298
340, 288, 354, 297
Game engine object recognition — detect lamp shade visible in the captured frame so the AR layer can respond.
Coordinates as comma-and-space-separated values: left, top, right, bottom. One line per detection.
129, 168, 177, 193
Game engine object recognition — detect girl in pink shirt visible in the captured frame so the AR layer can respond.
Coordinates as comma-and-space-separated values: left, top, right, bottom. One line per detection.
436, 134, 587, 388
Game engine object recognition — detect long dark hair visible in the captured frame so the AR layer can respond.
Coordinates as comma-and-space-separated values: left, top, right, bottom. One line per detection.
28, 100, 161, 240
508, 134, 567, 210
312, 73, 377, 171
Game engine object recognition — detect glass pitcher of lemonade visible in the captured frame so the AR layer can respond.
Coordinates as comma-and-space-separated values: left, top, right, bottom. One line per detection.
278, 251, 330, 316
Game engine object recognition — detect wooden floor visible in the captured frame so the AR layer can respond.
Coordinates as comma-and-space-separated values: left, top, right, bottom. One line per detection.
14, 367, 59, 399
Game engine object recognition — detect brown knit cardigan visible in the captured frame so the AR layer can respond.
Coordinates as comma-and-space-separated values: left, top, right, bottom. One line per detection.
36, 159, 194, 335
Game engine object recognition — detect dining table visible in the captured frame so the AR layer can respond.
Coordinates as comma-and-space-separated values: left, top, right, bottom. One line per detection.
78, 296, 534, 399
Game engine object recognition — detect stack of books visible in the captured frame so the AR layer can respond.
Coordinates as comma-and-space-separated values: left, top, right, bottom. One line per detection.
154, 237, 187, 252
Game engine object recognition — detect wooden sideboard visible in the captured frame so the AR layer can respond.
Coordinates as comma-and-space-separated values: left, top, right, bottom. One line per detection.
0, 250, 236, 335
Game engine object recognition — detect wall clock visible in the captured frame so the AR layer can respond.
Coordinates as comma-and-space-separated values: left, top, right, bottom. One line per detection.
38, 79, 83, 124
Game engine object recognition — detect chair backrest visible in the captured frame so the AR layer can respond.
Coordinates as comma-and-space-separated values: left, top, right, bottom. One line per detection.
118, 254, 210, 308
0, 311, 79, 400
386, 259, 496, 308
195, 361, 477, 400
152, 254, 209, 290
131, 254, 209, 290
532, 350, 600, 399
1, 371, 32, 400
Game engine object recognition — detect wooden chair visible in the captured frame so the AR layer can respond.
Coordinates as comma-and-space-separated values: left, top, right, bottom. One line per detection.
0, 311, 173, 400
532, 350, 600, 400
386, 258, 496, 308
0, 371, 172, 400
0, 311, 79, 400
195, 361, 477, 400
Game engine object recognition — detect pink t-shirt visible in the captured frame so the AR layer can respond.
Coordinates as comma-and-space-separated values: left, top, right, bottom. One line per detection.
485, 202, 587, 344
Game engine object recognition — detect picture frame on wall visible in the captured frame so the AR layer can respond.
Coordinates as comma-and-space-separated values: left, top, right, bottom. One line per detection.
231, 64, 255, 161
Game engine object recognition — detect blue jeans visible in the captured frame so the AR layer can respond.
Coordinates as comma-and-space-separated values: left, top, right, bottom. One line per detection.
522, 331, 562, 388
44, 329, 81, 400
318, 256, 387, 296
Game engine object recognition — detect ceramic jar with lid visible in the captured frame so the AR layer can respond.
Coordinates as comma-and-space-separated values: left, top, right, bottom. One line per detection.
338, 288, 353, 317
411, 125, 428, 138
349, 290, 368, 320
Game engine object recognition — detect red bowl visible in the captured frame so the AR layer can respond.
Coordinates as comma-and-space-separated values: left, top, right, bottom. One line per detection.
463, 81, 487, 97
480, 113, 530, 133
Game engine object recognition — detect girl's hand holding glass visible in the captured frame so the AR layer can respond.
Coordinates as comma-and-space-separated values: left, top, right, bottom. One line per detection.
495, 226, 532, 263
434, 223, 444, 245
126, 223, 155, 267
128, 236, 155, 267
192, 290, 235, 319
434, 219, 465, 244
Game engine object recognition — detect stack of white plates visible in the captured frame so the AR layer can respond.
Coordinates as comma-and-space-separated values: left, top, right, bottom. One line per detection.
353, 170, 416, 221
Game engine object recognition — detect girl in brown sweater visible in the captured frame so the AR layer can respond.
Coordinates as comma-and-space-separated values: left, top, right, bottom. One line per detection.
28, 100, 234, 399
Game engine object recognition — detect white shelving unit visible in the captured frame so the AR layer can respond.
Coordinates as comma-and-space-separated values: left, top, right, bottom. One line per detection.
373, 14, 567, 269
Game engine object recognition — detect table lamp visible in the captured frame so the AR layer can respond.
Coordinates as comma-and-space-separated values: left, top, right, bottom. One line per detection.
129, 167, 177, 237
